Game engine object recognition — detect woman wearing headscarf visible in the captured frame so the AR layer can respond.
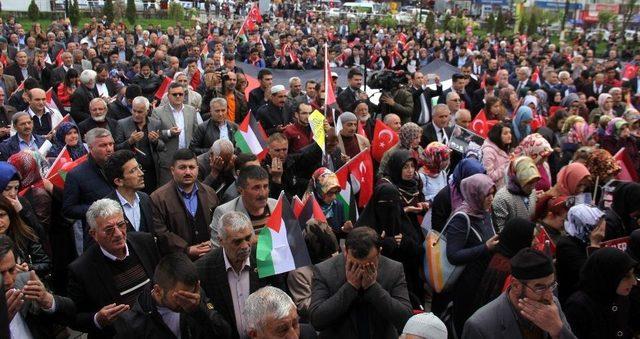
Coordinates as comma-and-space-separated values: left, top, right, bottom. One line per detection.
492, 156, 541, 231
481, 123, 512, 190
605, 182, 640, 241
513, 133, 554, 192
378, 122, 424, 176
7, 151, 53, 232
554, 162, 592, 197
556, 204, 606, 303
419, 142, 450, 202
564, 248, 637, 339
46, 121, 88, 160
600, 118, 640, 175
534, 89, 549, 116
589, 93, 615, 122
305, 167, 349, 237
559, 116, 596, 169
430, 158, 485, 232
511, 106, 533, 144
444, 173, 499, 336
356, 182, 423, 307
473, 217, 536, 309
384, 150, 428, 227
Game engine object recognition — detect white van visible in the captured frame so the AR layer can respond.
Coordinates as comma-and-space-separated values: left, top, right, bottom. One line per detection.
341, 2, 381, 17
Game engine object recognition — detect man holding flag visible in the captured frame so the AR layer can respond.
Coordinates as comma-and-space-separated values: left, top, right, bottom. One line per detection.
196, 211, 287, 339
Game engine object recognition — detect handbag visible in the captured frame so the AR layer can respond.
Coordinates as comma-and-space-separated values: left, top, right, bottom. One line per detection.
423, 211, 482, 293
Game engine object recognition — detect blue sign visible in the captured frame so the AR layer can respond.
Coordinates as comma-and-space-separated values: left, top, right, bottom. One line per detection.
534, 1, 582, 10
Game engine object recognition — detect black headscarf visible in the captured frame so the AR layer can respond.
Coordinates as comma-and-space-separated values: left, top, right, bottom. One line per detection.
356, 182, 411, 237
386, 149, 420, 196
494, 218, 536, 258
579, 247, 638, 304
612, 182, 640, 228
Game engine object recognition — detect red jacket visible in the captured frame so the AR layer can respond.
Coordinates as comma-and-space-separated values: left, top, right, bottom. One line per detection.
283, 122, 313, 153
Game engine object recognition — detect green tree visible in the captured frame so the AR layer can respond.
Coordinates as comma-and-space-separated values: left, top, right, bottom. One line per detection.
69, 0, 81, 26
27, 0, 40, 21
425, 11, 436, 32
495, 10, 506, 34
103, 0, 114, 24
168, 1, 185, 21
598, 10, 617, 29
126, 0, 136, 25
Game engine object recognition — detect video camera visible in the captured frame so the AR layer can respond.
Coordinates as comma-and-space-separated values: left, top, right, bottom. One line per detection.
367, 70, 408, 92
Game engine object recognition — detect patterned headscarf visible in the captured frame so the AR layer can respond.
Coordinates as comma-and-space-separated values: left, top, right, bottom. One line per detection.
450, 158, 486, 211
585, 149, 621, 181
422, 142, 451, 175
513, 133, 552, 163
312, 167, 340, 199
398, 122, 422, 149
7, 151, 48, 188
605, 117, 629, 137
564, 204, 604, 244
563, 116, 594, 145
507, 156, 541, 195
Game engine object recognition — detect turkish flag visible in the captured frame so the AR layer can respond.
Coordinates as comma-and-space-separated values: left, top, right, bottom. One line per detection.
622, 64, 638, 81
55, 49, 65, 67
154, 76, 173, 101
470, 109, 498, 138
371, 120, 399, 162
348, 149, 374, 208
614, 148, 639, 182
248, 3, 263, 23
190, 69, 201, 90
530, 113, 546, 132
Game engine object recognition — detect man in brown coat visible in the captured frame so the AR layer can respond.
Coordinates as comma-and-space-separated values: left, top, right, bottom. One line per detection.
150, 148, 218, 259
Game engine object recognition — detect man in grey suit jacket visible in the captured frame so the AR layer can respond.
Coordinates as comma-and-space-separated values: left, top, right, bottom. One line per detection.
309, 227, 413, 339
152, 83, 199, 185
0, 64, 17, 96
114, 96, 165, 192
462, 249, 576, 339
209, 165, 278, 248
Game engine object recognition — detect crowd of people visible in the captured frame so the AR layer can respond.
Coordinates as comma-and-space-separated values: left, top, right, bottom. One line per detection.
0, 4, 638, 339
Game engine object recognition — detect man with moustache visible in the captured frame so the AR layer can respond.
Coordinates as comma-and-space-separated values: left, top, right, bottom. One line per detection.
67, 199, 160, 339
255, 85, 290, 136
104, 150, 155, 234
209, 165, 278, 248
0, 111, 45, 160
462, 249, 577, 339
196, 211, 287, 339
79, 98, 121, 138
150, 149, 218, 259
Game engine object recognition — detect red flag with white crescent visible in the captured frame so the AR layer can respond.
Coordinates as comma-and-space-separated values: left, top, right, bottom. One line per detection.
348, 149, 374, 208
371, 120, 399, 162
470, 109, 498, 138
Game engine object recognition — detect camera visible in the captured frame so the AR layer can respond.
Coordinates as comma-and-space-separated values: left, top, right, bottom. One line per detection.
368, 70, 407, 92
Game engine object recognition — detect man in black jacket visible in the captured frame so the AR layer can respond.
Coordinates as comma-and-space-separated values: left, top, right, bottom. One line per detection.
190, 97, 237, 155
195, 211, 287, 339
248, 69, 273, 112
255, 85, 290, 136
71, 69, 99, 123
114, 252, 231, 338
78, 98, 122, 138
108, 85, 142, 121
409, 71, 442, 125
68, 199, 161, 339
104, 150, 154, 233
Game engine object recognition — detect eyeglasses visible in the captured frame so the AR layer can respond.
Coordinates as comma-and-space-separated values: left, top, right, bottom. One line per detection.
520, 280, 558, 294
170, 92, 184, 97
101, 220, 128, 238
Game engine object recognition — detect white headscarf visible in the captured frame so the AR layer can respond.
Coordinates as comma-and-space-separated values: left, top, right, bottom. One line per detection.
564, 204, 604, 244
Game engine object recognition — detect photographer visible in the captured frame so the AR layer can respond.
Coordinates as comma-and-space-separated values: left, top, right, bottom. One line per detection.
372, 71, 414, 124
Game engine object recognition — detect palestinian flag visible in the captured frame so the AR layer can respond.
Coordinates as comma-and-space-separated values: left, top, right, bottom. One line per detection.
49, 155, 88, 189
292, 195, 305, 218
298, 194, 327, 227
234, 111, 269, 159
256, 192, 311, 278
335, 165, 359, 222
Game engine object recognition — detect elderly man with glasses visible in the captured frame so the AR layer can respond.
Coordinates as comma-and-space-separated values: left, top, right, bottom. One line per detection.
462, 248, 577, 339
67, 198, 161, 338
